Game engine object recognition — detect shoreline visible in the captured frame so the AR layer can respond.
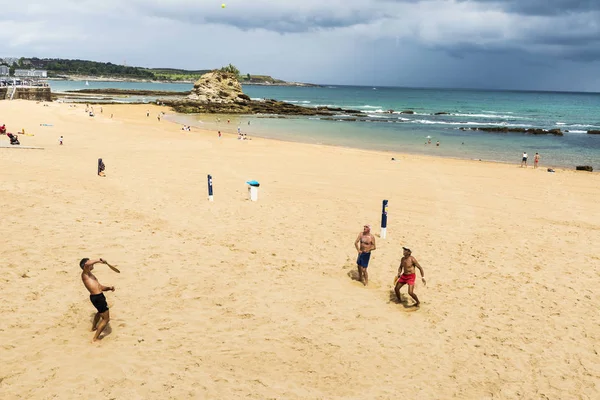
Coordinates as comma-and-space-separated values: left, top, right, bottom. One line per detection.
163, 113, 597, 172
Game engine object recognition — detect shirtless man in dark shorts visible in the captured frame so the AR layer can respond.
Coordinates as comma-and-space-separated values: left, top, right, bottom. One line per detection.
354, 224, 376, 286
80, 258, 115, 342
394, 247, 426, 307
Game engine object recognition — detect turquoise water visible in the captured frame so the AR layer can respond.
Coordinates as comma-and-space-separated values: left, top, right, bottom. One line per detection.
49, 80, 600, 169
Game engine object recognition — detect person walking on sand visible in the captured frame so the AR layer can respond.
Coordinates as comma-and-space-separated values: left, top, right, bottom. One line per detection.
534, 152, 540, 169
59, 135, 63, 145
394, 247, 426, 307
521, 151, 528, 167
80, 258, 115, 342
354, 224, 376, 286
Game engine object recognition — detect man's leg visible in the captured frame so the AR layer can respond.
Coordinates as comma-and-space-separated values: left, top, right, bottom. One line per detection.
92, 310, 110, 342
407, 285, 420, 307
91, 312, 101, 331
395, 282, 405, 301
362, 267, 368, 286
357, 264, 363, 282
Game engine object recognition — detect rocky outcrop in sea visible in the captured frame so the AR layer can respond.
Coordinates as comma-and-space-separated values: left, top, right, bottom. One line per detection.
160, 70, 363, 117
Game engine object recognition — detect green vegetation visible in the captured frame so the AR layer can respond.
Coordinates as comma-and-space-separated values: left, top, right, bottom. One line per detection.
7, 58, 289, 84
27, 58, 155, 79
239, 74, 286, 84
144, 68, 210, 81
219, 63, 240, 76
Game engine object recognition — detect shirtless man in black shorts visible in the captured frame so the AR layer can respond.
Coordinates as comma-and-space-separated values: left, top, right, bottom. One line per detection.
80, 258, 115, 343
354, 224, 376, 286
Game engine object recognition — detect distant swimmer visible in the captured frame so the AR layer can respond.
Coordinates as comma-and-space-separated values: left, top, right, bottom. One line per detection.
354, 224, 376, 286
394, 247, 426, 307
80, 258, 116, 343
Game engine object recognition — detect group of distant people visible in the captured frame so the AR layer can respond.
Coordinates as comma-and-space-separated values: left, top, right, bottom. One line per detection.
521, 151, 540, 168
354, 224, 426, 308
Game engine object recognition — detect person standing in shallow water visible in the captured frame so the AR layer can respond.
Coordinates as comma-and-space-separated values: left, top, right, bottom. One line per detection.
80, 258, 115, 343
534, 152, 540, 169
521, 151, 528, 167
354, 224, 376, 286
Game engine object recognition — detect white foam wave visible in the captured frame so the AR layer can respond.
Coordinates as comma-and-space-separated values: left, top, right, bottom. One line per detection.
556, 122, 566, 125
563, 124, 600, 129
451, 113, 525, 119
567, 130, 587, 133
359, 105, 382, 109
409, 120, 529, 127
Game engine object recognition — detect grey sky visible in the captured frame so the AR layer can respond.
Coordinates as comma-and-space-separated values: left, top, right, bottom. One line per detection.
1, 0, 599, 91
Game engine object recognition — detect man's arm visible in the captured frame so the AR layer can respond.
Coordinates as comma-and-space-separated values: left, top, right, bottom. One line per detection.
354, 234, 361, 252
84, 259, 106, 268
413, 258, 426, 284
370, 235, 376, 252
100, 285, 115, 292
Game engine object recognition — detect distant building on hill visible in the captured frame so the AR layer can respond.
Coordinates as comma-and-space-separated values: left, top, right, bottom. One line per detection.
0, 65, 9, 76
14, 69, 47, 78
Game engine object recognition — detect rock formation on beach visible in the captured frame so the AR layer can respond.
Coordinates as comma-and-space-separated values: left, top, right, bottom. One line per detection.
187, 71, 249, 103
161, 70, 362, 117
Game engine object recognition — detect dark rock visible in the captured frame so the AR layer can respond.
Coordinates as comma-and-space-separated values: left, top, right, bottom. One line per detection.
576, 166, 593, 172
434, 112, 449, 115
460, 127, 563, 136
588, 130, 600, 134
400, 110, 415, 114
66, 88, 187, 96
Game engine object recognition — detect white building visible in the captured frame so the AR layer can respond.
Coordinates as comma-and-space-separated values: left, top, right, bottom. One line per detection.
14, 69, 47, 78
0, 65, 9, 76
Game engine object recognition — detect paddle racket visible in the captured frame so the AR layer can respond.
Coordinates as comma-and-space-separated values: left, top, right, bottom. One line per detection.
102, 259, 121, 273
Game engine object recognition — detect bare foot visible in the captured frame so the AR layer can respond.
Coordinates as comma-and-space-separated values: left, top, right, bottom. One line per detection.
411, 303, 420, 308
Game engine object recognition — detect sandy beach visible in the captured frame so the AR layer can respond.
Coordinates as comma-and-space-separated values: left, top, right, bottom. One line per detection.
1, 100, 599, 399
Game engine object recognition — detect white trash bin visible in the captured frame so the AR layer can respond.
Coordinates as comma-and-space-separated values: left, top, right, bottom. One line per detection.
246, 180, 260, 201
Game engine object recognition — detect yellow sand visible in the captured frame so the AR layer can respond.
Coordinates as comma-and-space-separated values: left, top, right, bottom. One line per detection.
1, 100, 599, 399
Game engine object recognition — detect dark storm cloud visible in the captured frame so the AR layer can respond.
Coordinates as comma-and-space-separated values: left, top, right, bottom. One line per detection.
459, 0, 600, 16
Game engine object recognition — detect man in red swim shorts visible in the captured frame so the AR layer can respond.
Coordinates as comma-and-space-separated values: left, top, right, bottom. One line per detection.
394, 247, 426, 307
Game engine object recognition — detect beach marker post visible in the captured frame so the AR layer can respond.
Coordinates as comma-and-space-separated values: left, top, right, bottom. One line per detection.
207, 174, 214, 202
381, 200, 388, 239
246, 180, 260, 201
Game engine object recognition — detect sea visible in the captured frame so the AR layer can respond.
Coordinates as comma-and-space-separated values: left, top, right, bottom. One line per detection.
49, 80, 600, 169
